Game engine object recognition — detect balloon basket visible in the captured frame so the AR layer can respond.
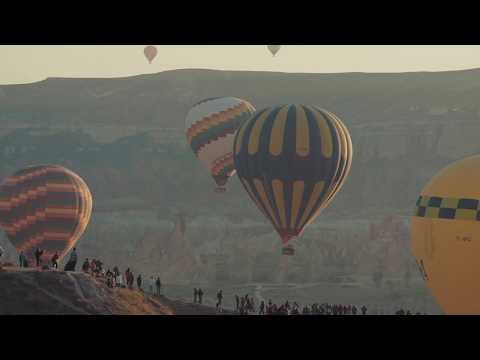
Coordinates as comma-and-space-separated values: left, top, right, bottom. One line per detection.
282, 245, 295, 256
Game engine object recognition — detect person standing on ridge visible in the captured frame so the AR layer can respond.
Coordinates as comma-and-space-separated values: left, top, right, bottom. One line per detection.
125, 268, 131, 288
198, 288, 203, 304
137, 274, 142, 291
125, 270, 131, 288
51, 252, 59, 269
82, 258, 90, 273
90, 259, 97, 275
259, 301, 265, 315
35, 248, 44, 267
155, 277, 161, 296
106, 269, 113, 288
149, 276, 154, 294
235, 295, 240, 311
240, 297, 246, 314
95, 259, 103, 276
129, 271, 134, 289
65, 248, 78, 271
116, 272, 124, 288
19, 251, 27, 268
216, 290, 223, 312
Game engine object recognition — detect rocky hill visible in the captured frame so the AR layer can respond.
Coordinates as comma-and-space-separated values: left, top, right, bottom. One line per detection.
0, 267, 221, 315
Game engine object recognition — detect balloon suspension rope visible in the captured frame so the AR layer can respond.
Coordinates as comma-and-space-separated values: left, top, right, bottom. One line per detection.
279, 235, 296, 282
279, 251, 291, 283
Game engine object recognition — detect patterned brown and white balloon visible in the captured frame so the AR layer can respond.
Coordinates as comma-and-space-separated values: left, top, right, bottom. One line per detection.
144, 45, 158, 64
185, 97, 256, 192
0, 165, 93, 263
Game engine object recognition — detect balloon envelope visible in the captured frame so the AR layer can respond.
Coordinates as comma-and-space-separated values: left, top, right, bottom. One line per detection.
267, 45, 281, 56
233, 105, 352, 245
185, 97, 256, 191
0, 165, 93, 262
144, 45, 158, 63
411, 155, 480, 314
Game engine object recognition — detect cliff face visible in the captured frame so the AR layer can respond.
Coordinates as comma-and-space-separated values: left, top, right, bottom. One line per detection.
1, 68, 479, 284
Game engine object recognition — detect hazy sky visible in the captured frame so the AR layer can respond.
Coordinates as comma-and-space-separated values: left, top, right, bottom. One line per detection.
1, 45, 480, 84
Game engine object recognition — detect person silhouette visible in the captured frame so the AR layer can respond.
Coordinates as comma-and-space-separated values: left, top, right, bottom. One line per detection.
198, 288, 203, 304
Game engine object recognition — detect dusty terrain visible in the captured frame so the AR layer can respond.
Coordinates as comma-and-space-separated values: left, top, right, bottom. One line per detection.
0, 267, 222, 315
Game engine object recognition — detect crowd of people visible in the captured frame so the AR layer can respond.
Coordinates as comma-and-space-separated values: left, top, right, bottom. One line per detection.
235, 294, 256, 314
14, 247, 163, 297
17, 248, 61, 270
254, 300, 427, 315
80, 257, 162, 297
220, 292, 427, 315
17, 247, 80, 271
4, 247, 429, 315
394, 308, 426, 315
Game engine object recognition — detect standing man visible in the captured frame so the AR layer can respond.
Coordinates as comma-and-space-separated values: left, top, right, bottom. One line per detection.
216, 290, 223, 312
149, 276, 154, 294
235, 295, 240, 311
35, 248, 44, 267
125, 268, 132, 288
19, 251, 27, 268
65, 248, 78, 271
259, 301, 265, 315
137, 274, 142, 291
116, 272, 124, 288
193, 288, 198, 303
198, 288, 203, 304
82, 258, 90, 273
51, 252, 59, 269
155, 277, 162, 296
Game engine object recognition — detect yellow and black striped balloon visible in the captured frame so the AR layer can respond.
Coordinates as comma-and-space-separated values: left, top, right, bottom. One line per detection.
0, 165, 93, 263
233, 105, 352, 245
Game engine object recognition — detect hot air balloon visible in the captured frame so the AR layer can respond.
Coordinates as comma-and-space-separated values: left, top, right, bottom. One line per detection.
267, 45, 281, 57
0, 165, 93, 264
233, 105, 352, 255
185, 97, 256, 192
411, 155, 480, 314
144, 45, 158, 64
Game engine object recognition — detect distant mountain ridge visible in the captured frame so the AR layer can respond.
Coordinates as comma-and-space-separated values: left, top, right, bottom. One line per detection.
1, 68, 480, 285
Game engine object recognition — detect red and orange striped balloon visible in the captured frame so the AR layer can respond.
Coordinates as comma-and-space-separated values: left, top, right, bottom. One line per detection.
0, 165, 92, 263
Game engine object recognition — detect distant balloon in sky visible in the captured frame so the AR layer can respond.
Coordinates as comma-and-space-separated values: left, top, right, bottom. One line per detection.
267, 45, 281, 57
0, 165, 93, 263
185, 97, 256, 193
144, 46, 158, 64
411, 155, 480, 314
